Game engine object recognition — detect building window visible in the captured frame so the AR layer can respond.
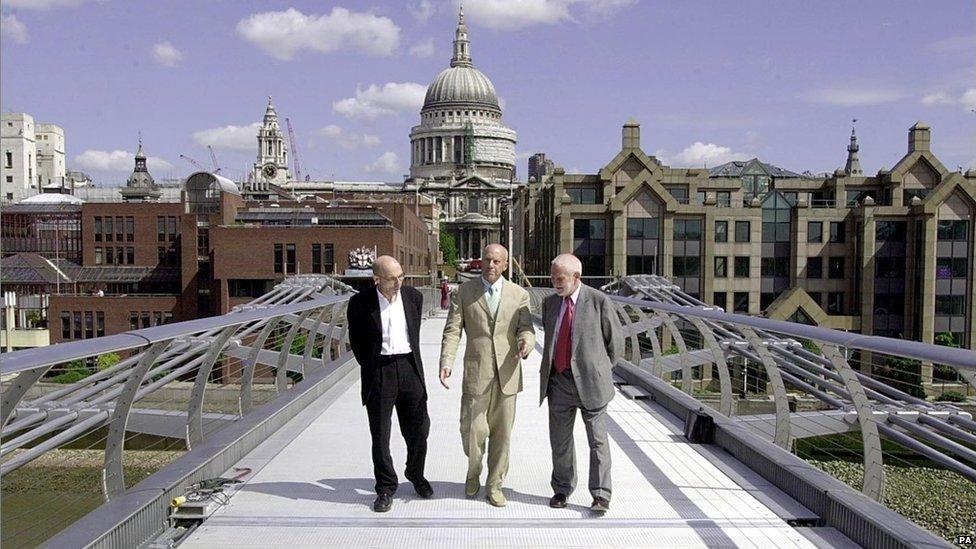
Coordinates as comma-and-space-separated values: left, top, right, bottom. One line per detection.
105, 246, 115, 265
876, 220, 906, 242
714, 256, 728, 278
94, 217, 102, 241
129, 312, 139, 331
85, 311, 94, 339
761, 193, 792, 242
95, 247, 103, 265
323, 244, 334, 273
626, 217, 659, 275
937, 220, 969, 241
734, 221, 750, 242
125, 217, 134, 242
286, 243, 296, 274
115, 216, 124, 242
716, 191, 731, 207
827, 292, 844, 315
760, 292, 777, 311
126, 247, 134, 265
61, 311, 71, 339
274, 244, 283, 273
105, 217, 114, 242
468, 196, 479, 213
828, 257, 845, 279
715, 220, 728, 242
312, 244, 321, 273
694, 191, 706, 206
568, 187, 601, 204
673, 219, 701, 240
666, 186, 689, 204
807, 257, 822, 279
96, 312, 105, 338
935, 295, 966, 315
116, 247, 124, 265
829, 221, 845, 243
167, 217, 178, 242
761, 257, 789, 277
713, 292, 727, 310
672, 256, 700, 277
73, 311, 82, 339
4, 151, 11, 168
808, 292, 822, 307
808, 221, 822, 243
573, 218, 606, 276
733, 292, 749, 313
157, 217, 166, 241
734, 256, 750, 277
741, 175, 769, 201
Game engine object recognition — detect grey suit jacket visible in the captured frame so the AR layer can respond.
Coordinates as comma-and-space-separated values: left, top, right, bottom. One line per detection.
539, 284, 623, 409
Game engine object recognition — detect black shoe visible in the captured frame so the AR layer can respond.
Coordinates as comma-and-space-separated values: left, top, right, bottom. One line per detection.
413, 479, 434, 499
549, 493, 568, 508
590, 496, 609, 515
373, 493, 393, 513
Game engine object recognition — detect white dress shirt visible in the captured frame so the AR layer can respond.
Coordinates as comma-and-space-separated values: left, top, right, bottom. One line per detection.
553, 282, 582, 338
377, 289, 412, 355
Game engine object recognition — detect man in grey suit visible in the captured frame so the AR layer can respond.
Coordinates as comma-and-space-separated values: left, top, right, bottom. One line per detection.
540, 253, 623, 515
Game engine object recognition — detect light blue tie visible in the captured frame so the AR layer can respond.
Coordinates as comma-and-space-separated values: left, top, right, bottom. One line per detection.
486, 285, 500, 317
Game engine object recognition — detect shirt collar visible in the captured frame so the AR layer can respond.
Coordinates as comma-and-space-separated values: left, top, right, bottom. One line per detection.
565, 282, 582, 304
482, 275, 504, 294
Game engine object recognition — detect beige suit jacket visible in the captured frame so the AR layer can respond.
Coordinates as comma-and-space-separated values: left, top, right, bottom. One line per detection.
440, 277, 536, 396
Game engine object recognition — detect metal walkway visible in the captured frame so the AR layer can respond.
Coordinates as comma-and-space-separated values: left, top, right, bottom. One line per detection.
180, 316, 853, 548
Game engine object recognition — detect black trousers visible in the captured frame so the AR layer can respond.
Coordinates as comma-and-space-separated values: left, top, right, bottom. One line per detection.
366, 354, 430, 495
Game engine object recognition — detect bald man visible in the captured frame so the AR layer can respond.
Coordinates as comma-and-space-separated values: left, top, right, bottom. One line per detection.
541, 253, 622, 515
439, 244, 535, 507
347, 255, 432, 512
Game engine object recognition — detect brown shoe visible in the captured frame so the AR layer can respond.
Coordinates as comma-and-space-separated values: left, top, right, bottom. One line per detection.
486, 490, 508, 507
590, 496, 609, 515
549, 493, 568, 508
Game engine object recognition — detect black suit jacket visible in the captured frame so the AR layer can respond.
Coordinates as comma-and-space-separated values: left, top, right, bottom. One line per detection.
347, 285, 426, 405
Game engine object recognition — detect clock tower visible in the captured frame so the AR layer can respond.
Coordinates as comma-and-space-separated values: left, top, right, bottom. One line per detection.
252, 96, 290, 190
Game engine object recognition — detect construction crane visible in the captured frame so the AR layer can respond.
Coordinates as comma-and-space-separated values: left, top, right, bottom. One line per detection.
179, 154, 207, 172
207, 145, 222, 174
285, 117, 304, 182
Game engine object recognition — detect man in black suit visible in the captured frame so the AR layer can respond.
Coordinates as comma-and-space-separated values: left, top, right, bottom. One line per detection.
347, 255, 432, 512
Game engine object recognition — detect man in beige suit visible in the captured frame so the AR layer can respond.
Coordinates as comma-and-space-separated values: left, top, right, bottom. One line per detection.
439, 244, 535, 507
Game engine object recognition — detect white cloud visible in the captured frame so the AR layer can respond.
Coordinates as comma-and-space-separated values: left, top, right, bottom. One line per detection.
333, 82, 427, 121
921, 91, 955, 106
192, 122, 260, 151
74, 149, 173, 172
409, 38, 435, 57
236, 7, 400, 61
1, 14, 28, 44
655, 142, 751, 168
151, 41, 183, 67
797, 86, 908, 107
926, 34, 976, 54
961, 89, 976, 110
409, 0, 435, 23
315, 124, 381, 150
463, 0, 633, 30
364, 152, 401, 174
3, 0, 87, 9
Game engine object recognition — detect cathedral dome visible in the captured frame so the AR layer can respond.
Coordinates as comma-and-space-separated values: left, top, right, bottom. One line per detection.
423, 66, 499, 112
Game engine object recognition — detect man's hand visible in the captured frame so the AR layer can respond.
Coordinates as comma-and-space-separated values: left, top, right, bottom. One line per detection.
439, 367, 452, 389
514, 338, 530, 359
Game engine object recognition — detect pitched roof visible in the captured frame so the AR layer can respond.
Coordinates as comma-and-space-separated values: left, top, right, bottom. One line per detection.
708, 158, 803, 178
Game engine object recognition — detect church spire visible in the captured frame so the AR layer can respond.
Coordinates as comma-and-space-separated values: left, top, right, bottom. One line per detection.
844, 119, 862, 176
263, 96, 279, 127
451, 2, 472, 68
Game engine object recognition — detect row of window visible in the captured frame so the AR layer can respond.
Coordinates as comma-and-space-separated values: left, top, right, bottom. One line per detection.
157, 216, 179, 242
60, 310, 104, 340
93, 216, 134, 242
94, 246, 134, 265
129, 311, 174, 330
273, 243, 337, 274
713, 291, 846, 315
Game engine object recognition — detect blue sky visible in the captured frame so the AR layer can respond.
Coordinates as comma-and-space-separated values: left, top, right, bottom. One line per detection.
2, 0, 974, 185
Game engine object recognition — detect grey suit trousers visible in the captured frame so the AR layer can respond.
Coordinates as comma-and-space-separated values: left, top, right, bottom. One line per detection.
547, 369, 612, 500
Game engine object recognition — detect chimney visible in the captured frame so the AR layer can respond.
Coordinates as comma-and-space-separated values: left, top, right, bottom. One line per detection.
622, 119, 640, 150
908, 121, 930, 153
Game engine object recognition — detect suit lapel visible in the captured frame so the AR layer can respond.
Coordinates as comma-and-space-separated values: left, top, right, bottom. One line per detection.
368, 287, 382, 334
572, 284, 588, 354
473, 280, 490, 316
545, 294, 559, 358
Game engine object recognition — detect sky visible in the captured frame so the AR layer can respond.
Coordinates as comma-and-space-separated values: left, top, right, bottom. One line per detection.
1, 0, 974, 185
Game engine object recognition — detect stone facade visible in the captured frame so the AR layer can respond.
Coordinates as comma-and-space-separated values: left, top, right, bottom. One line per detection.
516, 120, 976, 358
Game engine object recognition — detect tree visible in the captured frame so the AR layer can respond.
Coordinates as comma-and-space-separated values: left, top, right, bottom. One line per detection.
439, 231, 458, 266
96, 353, 121, 372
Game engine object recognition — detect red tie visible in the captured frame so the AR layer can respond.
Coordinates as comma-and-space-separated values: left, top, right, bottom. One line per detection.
554, 296, 574, 373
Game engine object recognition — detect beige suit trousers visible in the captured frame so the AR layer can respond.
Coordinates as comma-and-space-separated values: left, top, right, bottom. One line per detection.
460, 377, 516, 494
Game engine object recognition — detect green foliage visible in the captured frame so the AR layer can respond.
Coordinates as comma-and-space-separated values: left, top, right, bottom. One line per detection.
662, 344, 679, 356
439, 231, 458, 266
96, 353, 121, 372
935, 390, 967, 403
874, 356, 926, 399
933, 332, 961, 381
799, 338, 822, 355
50, 359, 91, 384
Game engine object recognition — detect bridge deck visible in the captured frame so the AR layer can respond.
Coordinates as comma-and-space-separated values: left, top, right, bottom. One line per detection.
182, 316, 855, 548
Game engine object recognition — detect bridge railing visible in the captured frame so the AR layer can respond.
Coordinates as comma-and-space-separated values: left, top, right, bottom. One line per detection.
0, 276, 439, 548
